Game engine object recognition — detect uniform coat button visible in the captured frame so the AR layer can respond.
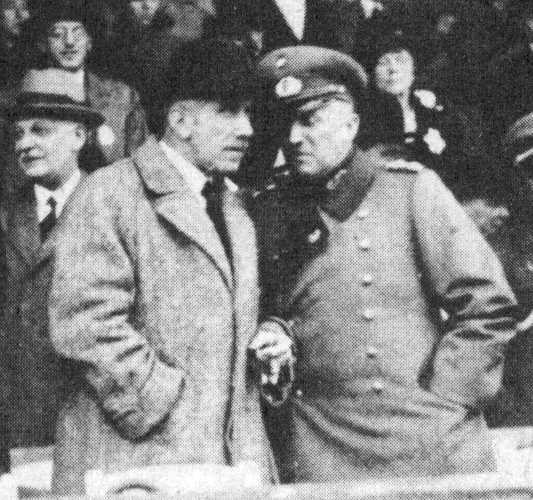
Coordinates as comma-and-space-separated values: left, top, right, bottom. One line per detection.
366, 346, 378, 358
362, 274, 373, 286
307, 228, 322, 244
371, 379, 384, 393
357, 208, 369, 219
362, 309, 375, 321
358, 238, 371, 250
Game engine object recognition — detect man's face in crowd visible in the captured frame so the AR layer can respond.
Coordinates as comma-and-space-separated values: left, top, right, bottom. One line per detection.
14, 117, 85, 189
284, 97, 359, 180
129, 0, 161, 27
46, 21, 91, 71
1, 0, 29, 38
186, 100, 253, 176
373, 49, 415, 97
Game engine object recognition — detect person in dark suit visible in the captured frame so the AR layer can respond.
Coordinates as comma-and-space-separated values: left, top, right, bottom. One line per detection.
219, 0, 354, 56
47, 38, 292, 495
0, 68, 104, 453
482, 4, 533, 150
110, 0, 214, 132
30, 0, 148, 167
254, 45, 517, 482
475, 112, 533, 428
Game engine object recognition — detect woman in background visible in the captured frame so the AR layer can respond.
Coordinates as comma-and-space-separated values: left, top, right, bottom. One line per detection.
359, 23, 483, 200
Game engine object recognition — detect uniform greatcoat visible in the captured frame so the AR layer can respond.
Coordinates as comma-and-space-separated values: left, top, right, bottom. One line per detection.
255, 147, 517, 481
49, 138, 274, 494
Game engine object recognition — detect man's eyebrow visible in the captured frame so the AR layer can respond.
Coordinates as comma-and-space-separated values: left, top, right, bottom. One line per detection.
296, 105, 323, 119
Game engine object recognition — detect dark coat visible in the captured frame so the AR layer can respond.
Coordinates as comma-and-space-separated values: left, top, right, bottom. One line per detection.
0, 175, 85, 448
469, 195, 533, 427
220, 0, 354, 55
482, 44, 533, 145
85, 72, 148, 166
253, 148, 517, 482
48, 138, 275, 495
361, 89, 484, 199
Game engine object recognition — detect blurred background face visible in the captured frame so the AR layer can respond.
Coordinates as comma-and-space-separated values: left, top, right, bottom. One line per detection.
373, 49, 415, 97
128, 0, 161, 27
284, 98, 359, 180
46, 20, 91, 71
187, 100, 253, 176
13, 117, 84, 188
1, 0, 29, 38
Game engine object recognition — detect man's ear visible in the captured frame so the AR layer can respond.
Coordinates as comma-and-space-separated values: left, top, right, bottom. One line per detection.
347, 111, 360, 141
73, 124, 88, 152
168, 102, 193, 140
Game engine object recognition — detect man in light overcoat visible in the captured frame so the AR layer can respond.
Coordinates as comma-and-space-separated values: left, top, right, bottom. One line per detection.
254, 46, 517, 482
48, 38, 292, 495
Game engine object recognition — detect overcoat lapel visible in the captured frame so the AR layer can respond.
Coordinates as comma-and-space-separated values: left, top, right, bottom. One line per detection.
133, 139, 233, 289
221, 186, 271, 476
3, 187, 40, 266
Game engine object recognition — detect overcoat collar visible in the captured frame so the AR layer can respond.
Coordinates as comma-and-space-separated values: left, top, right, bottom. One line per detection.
132, 138, 234, 289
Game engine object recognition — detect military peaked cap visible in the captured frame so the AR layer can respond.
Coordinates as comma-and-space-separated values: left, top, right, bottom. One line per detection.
257, 46, 368, 106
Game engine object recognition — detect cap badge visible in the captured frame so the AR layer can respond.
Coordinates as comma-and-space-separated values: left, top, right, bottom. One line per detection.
275, 56, 287, 69
275, 76, 302, 98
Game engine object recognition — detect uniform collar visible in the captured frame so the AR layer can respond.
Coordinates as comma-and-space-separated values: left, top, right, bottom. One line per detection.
319, 147, 382, 221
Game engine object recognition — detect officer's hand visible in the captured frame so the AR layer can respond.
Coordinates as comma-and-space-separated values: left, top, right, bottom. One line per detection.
249, 321, 294, 386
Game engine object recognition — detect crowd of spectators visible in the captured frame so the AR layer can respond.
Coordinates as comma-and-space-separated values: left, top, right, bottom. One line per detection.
1, 0, 533, 481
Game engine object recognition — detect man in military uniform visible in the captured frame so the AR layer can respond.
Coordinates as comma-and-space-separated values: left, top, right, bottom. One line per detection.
254, 46, 517, 482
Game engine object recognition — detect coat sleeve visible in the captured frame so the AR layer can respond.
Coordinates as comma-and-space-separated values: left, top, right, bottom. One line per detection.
412, 169, 517, 409
49, 170, 184, 440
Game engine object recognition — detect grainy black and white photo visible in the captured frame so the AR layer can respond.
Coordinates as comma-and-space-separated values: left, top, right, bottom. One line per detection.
0, 1, 532, 498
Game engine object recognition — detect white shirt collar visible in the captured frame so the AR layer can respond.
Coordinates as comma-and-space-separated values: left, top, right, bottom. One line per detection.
159, 140, 209, 208
34, 168, 81, 223
275, 0, 306, 40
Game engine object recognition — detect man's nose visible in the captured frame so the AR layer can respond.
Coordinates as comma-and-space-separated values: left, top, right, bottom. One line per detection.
235, 110, 253, 138
15, 132, 33, 152
289, 122, 303, 144
64, 29, 76, 45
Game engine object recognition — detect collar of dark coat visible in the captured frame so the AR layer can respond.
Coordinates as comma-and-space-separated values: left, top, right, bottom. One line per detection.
85, 72, 113, 105
319, 145, 388, 221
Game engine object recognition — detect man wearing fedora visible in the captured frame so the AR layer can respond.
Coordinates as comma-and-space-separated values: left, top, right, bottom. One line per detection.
48, 38, 292, 495
254, 45, 517, 481
0, 68, 104, 452
31, 0, 147, 166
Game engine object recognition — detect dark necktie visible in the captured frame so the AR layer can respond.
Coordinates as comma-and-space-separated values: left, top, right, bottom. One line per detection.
39, 196, 57, 242
202, 179, 233, 265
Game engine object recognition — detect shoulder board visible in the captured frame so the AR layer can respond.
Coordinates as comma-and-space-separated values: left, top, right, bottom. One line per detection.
384, 159, 424, 173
